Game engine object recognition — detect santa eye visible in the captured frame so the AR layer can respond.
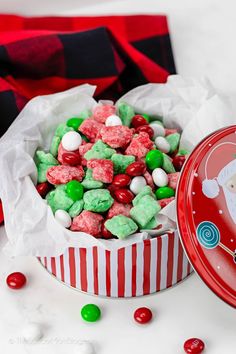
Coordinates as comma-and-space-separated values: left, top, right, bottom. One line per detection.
231, 184, 234, 188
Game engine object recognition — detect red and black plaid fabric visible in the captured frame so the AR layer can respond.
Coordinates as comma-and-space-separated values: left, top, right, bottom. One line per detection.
0, 14, 176, 138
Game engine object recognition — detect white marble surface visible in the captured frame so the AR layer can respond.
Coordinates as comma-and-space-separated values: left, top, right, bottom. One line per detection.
0, 1, 236, 353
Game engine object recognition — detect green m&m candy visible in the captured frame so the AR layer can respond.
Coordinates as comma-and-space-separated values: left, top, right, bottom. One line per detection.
66, 180, 84, 201
81, 304, 101, 322
142, 113, 150, 123
145, 149, 163, 170
66, 117, 84, 131
155, 186, 175, 200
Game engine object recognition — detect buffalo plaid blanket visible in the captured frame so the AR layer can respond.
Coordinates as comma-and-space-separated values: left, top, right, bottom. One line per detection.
0, 13, 176, 223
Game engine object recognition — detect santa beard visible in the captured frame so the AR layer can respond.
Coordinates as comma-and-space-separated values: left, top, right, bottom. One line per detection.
222, 186, 236, 224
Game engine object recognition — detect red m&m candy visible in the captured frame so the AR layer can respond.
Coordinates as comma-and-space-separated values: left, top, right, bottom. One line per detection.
62, 152, 81, 166
136, 125, 154, 139
101, 221, 113, 239
184, 338, 205, 353
6, 272, 27, 289
114, 189, 134, 204
134, 307, 152, 324
36, 182, 51, 197
131, 115, 148, 128
126, 161, 146, 176
112, 174, 131, 187
173, 155, 186, 171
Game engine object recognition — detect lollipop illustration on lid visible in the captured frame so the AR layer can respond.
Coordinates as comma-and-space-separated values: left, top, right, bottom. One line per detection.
200, 142, 236, 263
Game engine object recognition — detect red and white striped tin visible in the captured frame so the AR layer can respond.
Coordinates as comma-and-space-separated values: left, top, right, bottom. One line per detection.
39, 231, 192, 297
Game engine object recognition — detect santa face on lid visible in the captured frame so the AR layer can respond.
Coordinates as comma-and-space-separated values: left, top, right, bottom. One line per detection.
225, 175, 236, 193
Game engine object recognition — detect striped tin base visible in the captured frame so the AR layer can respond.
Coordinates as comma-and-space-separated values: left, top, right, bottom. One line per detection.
38, 231, 192, 297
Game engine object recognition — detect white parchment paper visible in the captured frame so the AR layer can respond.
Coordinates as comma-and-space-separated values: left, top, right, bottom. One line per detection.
0, 76, 234, 256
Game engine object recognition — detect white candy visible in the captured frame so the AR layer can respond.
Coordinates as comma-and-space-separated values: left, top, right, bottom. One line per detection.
21, 323, 43, 343
152, 168, 168, 187
149, 122, 165, 138
74, 341, 95, 354
130, 176, 147, 195
55, 210, 71, 228
61, 131, 82, 151
155, 136, 170, 153
105, 114, 122, 126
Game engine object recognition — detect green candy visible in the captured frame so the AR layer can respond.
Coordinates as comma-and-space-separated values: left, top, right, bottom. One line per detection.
66, 117, 84, 131
166, 133, 180, 153
68, 200, 84, 218
46, 188, 74, 213
117, 102, 135, 127
111, 153, 135, 174
155, 186, 175, 200
81, 304, 101, 322
37, 163, 53, 183
66, 180, 84, 201
130, 195, 161, 228
162, 153, 176, 173
55, 123, 74, 138
177, 149, 189, 156
50, 135, 61, 157
105, 215, 138, 239
142, 216, 159, 230
132, 186, 156, 206
79, 109, 92, 119
81, 133, 89, 142
83, 189, 114, 212
81, 169, 103, 189
84, 140, 115, 160
145, 149, 163, 170
35, 151, 59, 166
141, 113, 150, 123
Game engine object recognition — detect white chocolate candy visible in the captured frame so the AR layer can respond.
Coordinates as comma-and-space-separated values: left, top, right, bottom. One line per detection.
55, 210, 71, 228
149, 122, 165, 138
105, 114, 122, 126
61, 131, 82, 151
74, 341, 95, 354
21, 323, 43, 343
152, 168, 168, 187
155, 136, 170, 153
130, 176, 147, 195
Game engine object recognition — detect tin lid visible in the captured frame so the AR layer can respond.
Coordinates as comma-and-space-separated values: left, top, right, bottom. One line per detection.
177, 125, 236, 308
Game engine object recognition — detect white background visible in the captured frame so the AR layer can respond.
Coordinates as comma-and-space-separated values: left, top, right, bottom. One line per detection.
0, 1, 236, 353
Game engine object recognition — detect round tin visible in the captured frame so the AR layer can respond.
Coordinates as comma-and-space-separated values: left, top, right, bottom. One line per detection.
177, 125, 236, 308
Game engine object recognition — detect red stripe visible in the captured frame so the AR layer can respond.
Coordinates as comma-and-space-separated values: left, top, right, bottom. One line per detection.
131, 244, 137, 297
44, 257, 47, 268
166, 232, 175, 288
93, 247, 99, 295
187, 261, 191, 275
51, 257, 56, 276
105, 250, 111, 297
117, 248, 125, 297
143, 239, 151, 295
156, 237, 162, 291
60, 254, 65, 282
69, 248, 76, 288
79, 248, 87, 292
177, 240, 184, 282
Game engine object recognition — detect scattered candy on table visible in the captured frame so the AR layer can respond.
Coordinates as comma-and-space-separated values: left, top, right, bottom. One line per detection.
183, 338, 205, 353
6, 272, 27, 289
133, 307, 153, 324
21, 322, 43, 343
35, 101, 188, 239
81, 304, 101, 322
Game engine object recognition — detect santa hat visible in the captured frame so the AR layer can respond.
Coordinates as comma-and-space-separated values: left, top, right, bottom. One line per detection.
202, 142, 236, 199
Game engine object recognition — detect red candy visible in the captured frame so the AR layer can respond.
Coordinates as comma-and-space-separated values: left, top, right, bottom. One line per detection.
184, 338, 205, 354
134, 307, 152, 324
79, 118, 103, 142
58, 142, 80, 165
93, 104, 116, 123
79, 142, 93, 166
131, 114, 148, 128
62, 152, 81, 166
36, 182, 51, 197
87, 159, 114, 183
158, 197, 175, 208
101, 221, 113, 239
100, 125, 133, 148
173, 155, 186, 171
143, 171, 155, 189
168, 172, 180, 190
70, 210, 103, 237
107, 201, 132, 218
6, 272, 27, 289
112, 174, 131, 187
114, 189, 134, 204
126, 161, 146, 176
125, 132, 154, 159
135, 125, 154, 139
165, 128, 178, 136
47, 165, 84, 185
